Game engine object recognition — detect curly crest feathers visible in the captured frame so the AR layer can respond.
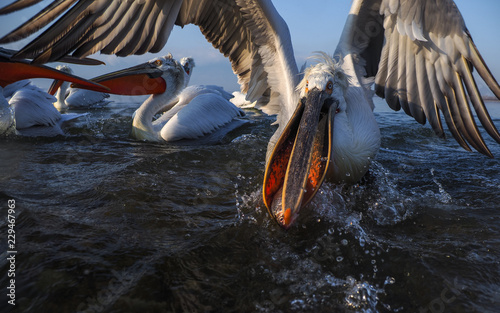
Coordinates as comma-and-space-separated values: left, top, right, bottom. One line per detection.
297, 52, 349, 93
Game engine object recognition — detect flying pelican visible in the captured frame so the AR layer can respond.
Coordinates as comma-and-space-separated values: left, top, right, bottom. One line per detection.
50, 65, 111, 111
0, 50, 109, 136
2, 0, 499, 228
78, 54, 246, 142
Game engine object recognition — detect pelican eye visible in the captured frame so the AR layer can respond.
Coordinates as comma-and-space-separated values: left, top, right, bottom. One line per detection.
326, 81, 333, 95
305, 81, 309, 93
153, 59, 163, 66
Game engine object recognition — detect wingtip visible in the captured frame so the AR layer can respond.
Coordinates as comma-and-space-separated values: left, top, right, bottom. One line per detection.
0, 0, 44, 15
469, 40, 500, 100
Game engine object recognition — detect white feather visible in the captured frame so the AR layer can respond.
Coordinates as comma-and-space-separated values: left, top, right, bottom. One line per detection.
161, 93, 244, 141
0, 86, 15, 135
65, 88, 111, 108
53, 65, 111, 110
10, 84, 60, 129
129, 57, 246, 142
5, 82, 87, 136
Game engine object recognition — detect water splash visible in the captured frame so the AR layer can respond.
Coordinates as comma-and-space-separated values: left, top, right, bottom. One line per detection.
430, 168, 452, 204
344, 277, 382, 312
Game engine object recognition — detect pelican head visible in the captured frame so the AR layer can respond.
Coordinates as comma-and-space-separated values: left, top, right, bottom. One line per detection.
180, 57, 195, 87
55, 65, 72, 74
263, 53, 350, 229
180, 57, 195, 76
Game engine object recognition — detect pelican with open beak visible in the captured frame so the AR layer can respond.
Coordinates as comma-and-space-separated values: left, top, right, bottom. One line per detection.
74, 54, 245, 142
263, 54, 380, 229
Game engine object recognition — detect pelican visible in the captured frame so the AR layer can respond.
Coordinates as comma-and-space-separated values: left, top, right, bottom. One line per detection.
81, 54, 246, 142
0, 51, 109, 136
50, 65, 111, 111
2, 0, 499, 228
7, 80, 86, 137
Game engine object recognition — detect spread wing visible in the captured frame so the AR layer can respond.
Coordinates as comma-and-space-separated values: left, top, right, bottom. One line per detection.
336, 0, 500, 157
0, 47, 104, 66
0, 0, 300, 117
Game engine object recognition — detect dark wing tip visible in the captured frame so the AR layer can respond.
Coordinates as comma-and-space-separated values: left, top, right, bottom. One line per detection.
0, 0, 44, 15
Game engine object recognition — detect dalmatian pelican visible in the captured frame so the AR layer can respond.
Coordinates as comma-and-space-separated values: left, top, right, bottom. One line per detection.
50, 65, 111, 111
77, 54, 245, 142
2, 0, 498, 228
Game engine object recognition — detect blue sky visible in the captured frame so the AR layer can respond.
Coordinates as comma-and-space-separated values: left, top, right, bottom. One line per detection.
1, 0, 499, 94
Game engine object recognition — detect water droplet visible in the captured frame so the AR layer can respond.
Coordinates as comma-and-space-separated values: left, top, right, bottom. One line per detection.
336, 256, 344, 262
384, 277, 396, 285
359, 237, 366, 247
341, 239, 348, 246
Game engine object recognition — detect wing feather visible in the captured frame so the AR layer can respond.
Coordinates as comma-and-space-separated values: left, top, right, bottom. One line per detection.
405, 38, 425, 124
0, 0, 298, 117
338, 0, 500, 156
100, 2, 147, 55
32, 1, 111, 63
13, 1, 99, 60
384, 16, 401, 111
0, 0, 44, 15
72, 1, 133, 57
452, 70, 491, 156
113, 0, 157, 56
459, 56, 500, 144
415, 47, 443, 137
0, 0, 77, 44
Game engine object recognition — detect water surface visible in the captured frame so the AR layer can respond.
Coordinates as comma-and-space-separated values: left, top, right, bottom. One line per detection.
1, 98, 500, 312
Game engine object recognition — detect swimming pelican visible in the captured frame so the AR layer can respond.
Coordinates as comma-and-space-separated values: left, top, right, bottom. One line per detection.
2, 0, 499, 228
7, 80, 87, 137
50, 65, 111, 111
80, 54, 245, 142
0, 52, 109, 136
